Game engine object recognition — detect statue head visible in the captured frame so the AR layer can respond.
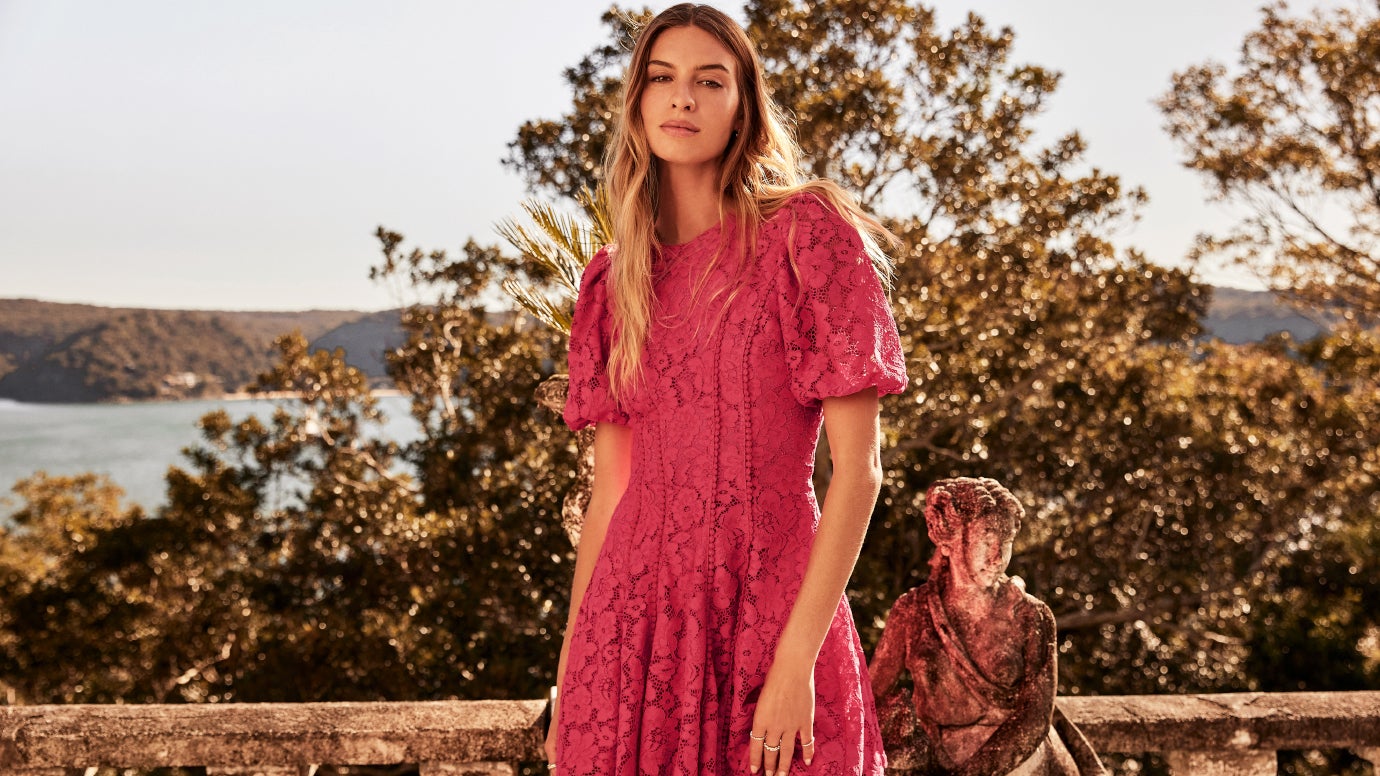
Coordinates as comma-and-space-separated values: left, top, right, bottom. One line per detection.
924, 477, 1025, 589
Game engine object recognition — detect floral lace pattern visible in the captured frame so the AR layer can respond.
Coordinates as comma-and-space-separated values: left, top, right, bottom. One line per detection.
559, 193, 908, 775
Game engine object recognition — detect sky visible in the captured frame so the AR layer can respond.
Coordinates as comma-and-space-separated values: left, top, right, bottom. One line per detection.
0, 1, 1340, 312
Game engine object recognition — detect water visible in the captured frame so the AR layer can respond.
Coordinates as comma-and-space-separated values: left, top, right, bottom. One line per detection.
0, 395, 420, 512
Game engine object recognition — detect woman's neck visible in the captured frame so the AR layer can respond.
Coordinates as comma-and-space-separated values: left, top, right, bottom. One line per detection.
655, 161, 726, 244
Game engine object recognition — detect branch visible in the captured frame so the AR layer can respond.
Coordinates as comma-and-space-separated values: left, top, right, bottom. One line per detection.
1054, 595, 1182, 631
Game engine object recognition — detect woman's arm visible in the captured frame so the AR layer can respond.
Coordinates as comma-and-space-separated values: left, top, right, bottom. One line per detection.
749, 386, 884, 775
775, 386, 885, 666
556, 421, 634, 688
546, 422, 633, 765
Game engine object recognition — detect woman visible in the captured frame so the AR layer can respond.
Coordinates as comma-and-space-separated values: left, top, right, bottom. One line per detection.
549, 4, 908, 774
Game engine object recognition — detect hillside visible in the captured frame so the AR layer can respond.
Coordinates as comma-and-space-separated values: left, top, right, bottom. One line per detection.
311, 311, 409, 378
1199, 287, 1333, 344
0, 288, 1335, 403
0, 300, 387, 403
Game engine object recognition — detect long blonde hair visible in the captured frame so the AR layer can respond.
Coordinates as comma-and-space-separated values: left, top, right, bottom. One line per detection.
603, 2, 898, 402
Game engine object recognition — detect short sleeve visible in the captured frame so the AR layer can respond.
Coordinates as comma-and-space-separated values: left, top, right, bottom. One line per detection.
563, 246, 632, 431
778, 194, 909, 407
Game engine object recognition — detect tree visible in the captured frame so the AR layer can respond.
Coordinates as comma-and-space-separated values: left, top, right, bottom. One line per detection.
1160, 1, 1380, 324
1157, 6, 1380, 732
0, 336, 423, 703
0, 319, 578, 705
0, 474, 149, 703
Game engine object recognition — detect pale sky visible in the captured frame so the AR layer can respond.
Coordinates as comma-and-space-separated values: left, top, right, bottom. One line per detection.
0, 1, 1336, 312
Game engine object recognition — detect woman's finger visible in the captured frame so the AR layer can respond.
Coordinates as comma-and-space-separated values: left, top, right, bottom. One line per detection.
748, 725, 765, 774
800, 726, 816, 766
777, 728, 797, 776
762, 728, 783, 775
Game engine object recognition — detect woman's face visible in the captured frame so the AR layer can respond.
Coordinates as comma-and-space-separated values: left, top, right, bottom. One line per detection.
638, 24, 742, 172
956, 519, 1014, 590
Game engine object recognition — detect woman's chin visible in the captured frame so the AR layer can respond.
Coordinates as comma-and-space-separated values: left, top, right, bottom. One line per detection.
650, 145, 729, 169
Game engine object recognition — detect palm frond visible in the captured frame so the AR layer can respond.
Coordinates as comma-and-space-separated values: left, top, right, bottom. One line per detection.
496, 184, 613, 335
577, 185, 614, 246
494, 216, 582, 293
501, 277, 572, 332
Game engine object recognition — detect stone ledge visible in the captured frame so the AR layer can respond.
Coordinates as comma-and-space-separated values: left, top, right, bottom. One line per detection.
0, 700, 547, 768
2, 692, 1378, 772
1059, 691, 1380, 752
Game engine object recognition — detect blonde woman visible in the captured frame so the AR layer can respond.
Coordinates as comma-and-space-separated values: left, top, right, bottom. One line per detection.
549, 4, 908, 774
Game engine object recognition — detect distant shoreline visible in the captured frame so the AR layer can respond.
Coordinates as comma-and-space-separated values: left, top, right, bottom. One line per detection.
0, 389, 408, 408
217, 388, 407, 402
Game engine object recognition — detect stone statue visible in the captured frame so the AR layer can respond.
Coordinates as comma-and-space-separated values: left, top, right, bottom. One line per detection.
537, 374, 592, 548
869, 477, 1106, 776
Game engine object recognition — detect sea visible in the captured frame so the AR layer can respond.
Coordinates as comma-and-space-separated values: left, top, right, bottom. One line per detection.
0, 395, 420, 513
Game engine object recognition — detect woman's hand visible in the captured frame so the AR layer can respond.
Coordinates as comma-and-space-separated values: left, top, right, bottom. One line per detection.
747, 650, 817, 775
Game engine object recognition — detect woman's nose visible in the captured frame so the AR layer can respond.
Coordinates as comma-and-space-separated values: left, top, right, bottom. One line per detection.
671, 87, 695, 110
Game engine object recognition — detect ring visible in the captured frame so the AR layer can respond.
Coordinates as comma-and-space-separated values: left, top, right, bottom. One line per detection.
546, 765, 556, 771
764, 743, 781, 752
749, 730, 765, 741
801, 737, 815, 747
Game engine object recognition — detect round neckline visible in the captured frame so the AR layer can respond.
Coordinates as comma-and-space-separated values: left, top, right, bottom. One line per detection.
660, 220, 724, 252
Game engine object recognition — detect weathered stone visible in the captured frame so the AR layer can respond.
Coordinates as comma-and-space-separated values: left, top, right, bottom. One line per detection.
1057, 691, 1380, 753
3, 691, 1380, 772
418, 763, 515, 776
206, 768, 315, 776
1355, 746, 1380, 766
1164, 750, 1276, 776
870, 477, 1106, 775
537, 374, 589, 549
0, 700, 546, 768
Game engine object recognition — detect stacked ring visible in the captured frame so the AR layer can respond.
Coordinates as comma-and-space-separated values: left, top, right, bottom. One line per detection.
749, 731, 765, 741
801, 737, 815, 747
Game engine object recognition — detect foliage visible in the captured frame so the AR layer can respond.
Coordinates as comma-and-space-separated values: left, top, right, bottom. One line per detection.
496, 186, 614, 333
0, 317, 575, 704
0, 473, 155, 703
1160, 1, 1380, 324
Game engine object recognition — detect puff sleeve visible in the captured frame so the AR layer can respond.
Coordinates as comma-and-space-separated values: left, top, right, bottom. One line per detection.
778, 195, 909, 407
563, 246, 632, 431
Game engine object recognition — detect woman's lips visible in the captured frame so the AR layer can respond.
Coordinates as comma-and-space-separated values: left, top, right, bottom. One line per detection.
660, 122, 700, 137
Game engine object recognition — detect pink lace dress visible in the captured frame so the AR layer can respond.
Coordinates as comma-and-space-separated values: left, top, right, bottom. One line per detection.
558, 193, 909, 775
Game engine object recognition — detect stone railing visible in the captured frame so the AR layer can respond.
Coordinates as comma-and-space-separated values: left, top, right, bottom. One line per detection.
1063, 691, 1380, 775
1, 692, 1377, 775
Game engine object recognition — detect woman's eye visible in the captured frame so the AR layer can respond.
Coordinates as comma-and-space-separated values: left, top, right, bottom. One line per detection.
649, 75, 670, 83
700, 80, 723, 88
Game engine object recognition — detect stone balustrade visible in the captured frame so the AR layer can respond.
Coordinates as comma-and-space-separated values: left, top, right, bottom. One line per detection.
1, 692, 1377, 775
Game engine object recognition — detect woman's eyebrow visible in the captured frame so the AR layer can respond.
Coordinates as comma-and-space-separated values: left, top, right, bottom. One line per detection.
647, 59, 731, 74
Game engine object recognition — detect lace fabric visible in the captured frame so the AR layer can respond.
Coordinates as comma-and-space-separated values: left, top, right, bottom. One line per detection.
558, 193, 908, 775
